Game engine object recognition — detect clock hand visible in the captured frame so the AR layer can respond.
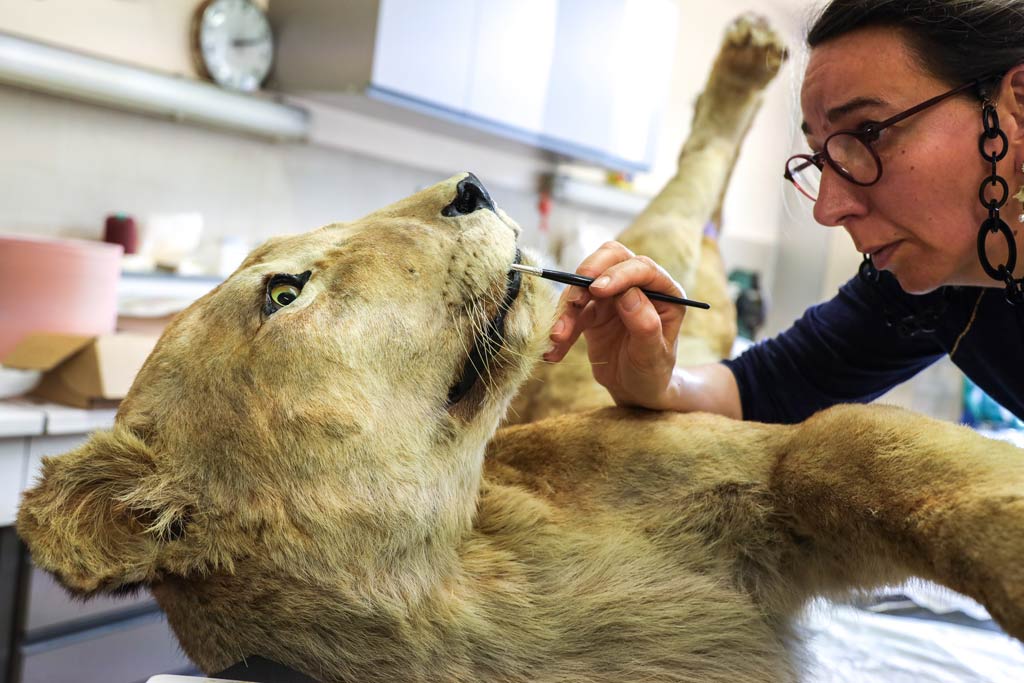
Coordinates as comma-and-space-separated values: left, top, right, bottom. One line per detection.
232, 36, 266, 47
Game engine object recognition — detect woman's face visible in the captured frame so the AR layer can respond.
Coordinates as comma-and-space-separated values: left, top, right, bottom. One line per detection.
801, 26, 1021, 293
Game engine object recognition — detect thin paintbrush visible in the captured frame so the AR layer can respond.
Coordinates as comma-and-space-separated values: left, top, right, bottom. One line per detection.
510, 263, 711, 310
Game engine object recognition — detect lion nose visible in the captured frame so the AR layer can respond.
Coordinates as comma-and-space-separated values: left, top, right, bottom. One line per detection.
442, 173, 496, 217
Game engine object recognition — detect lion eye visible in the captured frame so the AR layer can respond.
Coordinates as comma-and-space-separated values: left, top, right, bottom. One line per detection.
270, 283, 300, 307
264, 271, 312, 315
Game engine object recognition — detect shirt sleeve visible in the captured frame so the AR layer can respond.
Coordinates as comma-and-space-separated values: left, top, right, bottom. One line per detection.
721, 273, 945, 424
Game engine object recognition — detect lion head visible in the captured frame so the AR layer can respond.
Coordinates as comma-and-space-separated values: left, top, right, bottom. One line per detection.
17, 173, 556, 673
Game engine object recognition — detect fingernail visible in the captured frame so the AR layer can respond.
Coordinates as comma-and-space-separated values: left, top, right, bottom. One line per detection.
568, 286, 583, 302
622, 289, 641, 311
593, 276, 611, 289
552, 319, 565, 337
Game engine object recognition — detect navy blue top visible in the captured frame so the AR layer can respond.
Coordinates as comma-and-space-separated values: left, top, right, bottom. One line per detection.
722, 271, 1024, 424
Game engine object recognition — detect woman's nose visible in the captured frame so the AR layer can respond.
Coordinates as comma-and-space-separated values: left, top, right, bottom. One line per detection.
812, 167, 867, 227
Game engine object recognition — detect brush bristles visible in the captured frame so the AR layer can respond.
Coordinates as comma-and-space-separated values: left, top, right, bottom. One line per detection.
509, 263, 544, 276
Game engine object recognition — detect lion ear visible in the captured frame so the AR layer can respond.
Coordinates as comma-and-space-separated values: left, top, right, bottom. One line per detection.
16, 428, 190, 597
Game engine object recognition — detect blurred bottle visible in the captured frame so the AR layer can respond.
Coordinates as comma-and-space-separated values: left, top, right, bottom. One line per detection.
730, 269, 766, 341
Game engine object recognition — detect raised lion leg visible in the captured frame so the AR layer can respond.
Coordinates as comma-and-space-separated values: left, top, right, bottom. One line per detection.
770, 403, 1024, 639
506, 15, 788, 425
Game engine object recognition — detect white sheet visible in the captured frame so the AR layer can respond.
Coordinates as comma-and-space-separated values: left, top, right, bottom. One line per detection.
802, 583, 1024, 682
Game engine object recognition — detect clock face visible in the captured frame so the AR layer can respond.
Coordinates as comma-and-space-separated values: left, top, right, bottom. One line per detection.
194, 0, 274, 92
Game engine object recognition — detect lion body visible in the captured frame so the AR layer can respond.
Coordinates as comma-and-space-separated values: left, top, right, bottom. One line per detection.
150, 410, 799, 681
16, 171, 1024, 683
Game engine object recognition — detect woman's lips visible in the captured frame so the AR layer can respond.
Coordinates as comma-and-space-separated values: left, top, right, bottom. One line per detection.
868, 241, 901, 270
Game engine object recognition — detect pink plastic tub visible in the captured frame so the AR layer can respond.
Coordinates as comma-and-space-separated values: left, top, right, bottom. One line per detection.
0, 234, 123, 358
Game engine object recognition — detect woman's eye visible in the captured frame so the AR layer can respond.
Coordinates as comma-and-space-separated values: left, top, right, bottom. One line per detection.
270, 283, 301, 307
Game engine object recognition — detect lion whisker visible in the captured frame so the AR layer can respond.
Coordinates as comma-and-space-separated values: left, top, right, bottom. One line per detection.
449, 303, 499, 400
472, 297, 500, 396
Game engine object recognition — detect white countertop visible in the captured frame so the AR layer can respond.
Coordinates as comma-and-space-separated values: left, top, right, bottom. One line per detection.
0, 400, 45, 438
0, 397, 117, 437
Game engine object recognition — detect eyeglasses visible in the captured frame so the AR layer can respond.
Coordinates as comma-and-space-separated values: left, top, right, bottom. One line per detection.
784, 80, 980, 201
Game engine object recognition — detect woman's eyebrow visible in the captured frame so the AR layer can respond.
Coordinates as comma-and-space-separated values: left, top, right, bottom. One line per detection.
801, 96, 889, 135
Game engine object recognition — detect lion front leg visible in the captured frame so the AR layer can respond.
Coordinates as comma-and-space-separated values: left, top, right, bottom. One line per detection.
771, 403, 1024, 639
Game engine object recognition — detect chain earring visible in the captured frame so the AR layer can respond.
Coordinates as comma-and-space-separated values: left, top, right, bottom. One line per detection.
1016, 161, 1024, 224
976, 102, 1023, 303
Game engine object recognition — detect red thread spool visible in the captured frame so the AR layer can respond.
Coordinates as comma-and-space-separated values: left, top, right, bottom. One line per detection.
104, 214, 138, 254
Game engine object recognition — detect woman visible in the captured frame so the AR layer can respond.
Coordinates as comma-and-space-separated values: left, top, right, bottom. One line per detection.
544, 0, 1024, 423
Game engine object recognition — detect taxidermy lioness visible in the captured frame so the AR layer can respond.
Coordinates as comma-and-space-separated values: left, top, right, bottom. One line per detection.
17, 173, 1024, 682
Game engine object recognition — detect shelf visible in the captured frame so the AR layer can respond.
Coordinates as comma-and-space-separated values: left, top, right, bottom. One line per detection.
0, 30, 309, 141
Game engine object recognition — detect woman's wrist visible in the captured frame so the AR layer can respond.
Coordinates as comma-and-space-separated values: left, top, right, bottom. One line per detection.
645, 365, 742, 418
607, 370, 679, 412
654, 368, 690, 412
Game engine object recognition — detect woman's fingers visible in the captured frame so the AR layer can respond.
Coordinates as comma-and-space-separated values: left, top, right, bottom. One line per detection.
575, 240, 637, 279
545, 303, 586, 362
594, 255, 687, 345
545, 297, 618, 362
616, 287, 668, 336
545, 283, 592, 361
589, 254, 685, 303
545, 242, 634, 359
544, 242, 686, 362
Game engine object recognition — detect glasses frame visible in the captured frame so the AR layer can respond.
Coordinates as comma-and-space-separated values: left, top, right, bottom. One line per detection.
784, 79, 981, 201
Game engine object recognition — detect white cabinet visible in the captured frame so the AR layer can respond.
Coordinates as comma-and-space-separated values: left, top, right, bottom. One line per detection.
540, 0, 621, 154
539, 0, 678, 163
371, 0, 476, 110
604, 0, 679, 163
19, 611, 192, 683
374, 0, 678, 168
466, 0, 558, 135
0, 402, 44, 526
272, 0, 679, 171
0, 438, 28, 527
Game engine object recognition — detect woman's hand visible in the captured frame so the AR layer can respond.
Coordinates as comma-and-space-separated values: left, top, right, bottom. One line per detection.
543, 241, 686, 410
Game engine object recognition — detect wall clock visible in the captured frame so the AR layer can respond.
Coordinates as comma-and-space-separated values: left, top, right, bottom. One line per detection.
192, 0, 274, 92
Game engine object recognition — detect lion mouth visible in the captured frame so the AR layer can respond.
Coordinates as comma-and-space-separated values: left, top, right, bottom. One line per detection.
446, 249, 523, 406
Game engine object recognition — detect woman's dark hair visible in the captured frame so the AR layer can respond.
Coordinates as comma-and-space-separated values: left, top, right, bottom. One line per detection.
808, 0, 1024, 96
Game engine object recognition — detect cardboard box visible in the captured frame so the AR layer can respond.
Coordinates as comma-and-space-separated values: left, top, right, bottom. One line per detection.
2, 332, 158, 408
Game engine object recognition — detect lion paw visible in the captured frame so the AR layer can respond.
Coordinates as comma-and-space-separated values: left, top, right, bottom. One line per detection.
953, 496, 1024, 640
715, 13, 789, 89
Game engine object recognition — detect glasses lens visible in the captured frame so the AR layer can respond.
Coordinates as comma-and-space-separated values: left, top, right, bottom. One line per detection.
786, 156, 821, 200
825, 132, 881, 184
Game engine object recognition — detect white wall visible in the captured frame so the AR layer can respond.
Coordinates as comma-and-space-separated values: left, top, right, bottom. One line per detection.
0, 81, 547, 251
0, 0, 268, 79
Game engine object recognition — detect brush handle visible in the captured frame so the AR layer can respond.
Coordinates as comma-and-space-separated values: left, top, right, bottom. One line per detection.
540, 268, 710, 310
